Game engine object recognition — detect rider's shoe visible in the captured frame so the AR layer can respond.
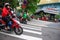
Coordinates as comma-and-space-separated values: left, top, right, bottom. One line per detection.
5, 27, 8, 30
7, 26, 10, 29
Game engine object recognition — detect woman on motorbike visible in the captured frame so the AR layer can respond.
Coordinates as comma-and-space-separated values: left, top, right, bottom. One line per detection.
2, 3, 12, 30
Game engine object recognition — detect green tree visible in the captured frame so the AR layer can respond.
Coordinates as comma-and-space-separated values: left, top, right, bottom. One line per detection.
1, 0, 19, 8
9, 0, 19, 8
25, 0, 40, 14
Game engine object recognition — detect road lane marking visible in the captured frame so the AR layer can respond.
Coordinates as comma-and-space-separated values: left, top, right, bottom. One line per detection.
0, 32, 42, 40
21, 23, 48, 27
22, 26, 42, 31
21, 23, 60, 30
20, 34, 42, 40
23, 29, 42, 35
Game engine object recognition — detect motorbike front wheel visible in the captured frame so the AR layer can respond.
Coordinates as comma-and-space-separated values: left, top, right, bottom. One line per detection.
14, 27, 23, 35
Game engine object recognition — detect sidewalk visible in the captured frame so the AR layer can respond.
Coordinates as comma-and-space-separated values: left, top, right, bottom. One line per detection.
27, 19, 60, 29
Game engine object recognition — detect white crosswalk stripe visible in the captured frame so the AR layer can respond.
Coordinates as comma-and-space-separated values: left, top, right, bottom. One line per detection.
22, 26, 42, 31
23, 29, 42, 35
0, 32, 42, 40
21, 24, 42, 31
0, 24, 42, 40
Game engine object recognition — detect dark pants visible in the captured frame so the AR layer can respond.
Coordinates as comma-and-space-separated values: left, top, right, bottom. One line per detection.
2, 16, 11, 27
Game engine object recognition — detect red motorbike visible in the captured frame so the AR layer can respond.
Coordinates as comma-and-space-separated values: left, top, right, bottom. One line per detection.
0, 15, 23, 35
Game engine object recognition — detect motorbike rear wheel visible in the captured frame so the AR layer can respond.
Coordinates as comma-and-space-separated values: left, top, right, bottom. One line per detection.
14, 27, 23, 35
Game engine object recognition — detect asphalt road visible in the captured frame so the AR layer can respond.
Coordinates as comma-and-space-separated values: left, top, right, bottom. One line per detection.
0, 24, 42, 40
0, 20, 60, 40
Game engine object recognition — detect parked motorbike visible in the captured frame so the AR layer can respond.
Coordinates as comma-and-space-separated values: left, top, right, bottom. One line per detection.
0, 15, 23, 35
19, 16, 27, 24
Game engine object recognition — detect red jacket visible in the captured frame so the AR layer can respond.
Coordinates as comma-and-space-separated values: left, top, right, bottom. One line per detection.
2, 7, 11, 17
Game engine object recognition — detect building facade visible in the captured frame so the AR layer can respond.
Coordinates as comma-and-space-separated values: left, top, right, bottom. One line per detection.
36, 1, 60, 21
38, 0, 60, 5
38, 2, 60, 14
